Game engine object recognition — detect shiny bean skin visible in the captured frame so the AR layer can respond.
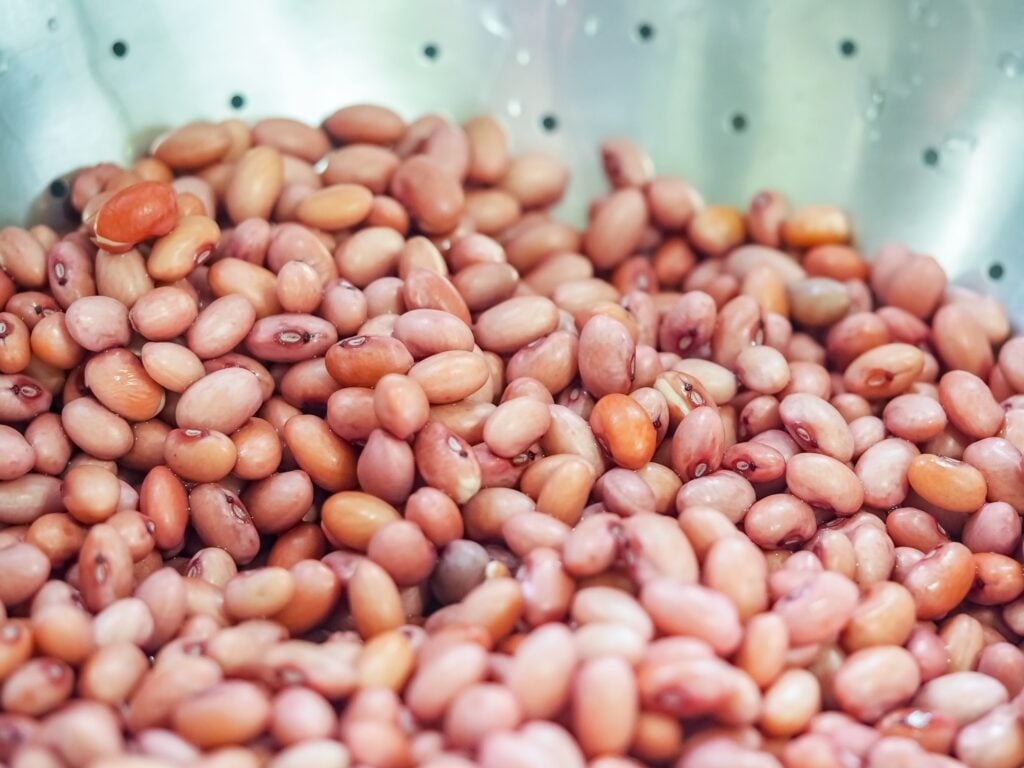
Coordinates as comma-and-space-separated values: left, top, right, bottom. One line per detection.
907, 454, 987, 513
856, 438, 919, 510
900, 542, 975, 619
61, 397, 134, 460
186, 294, 256, 359
744, 494, 817, 549
844, 343, 925, 399
5, 106, 1024, 767
962, 501, 1020, 555
883, 394, 947, 442
786, 453, 864, 516
188, 484, 260, 564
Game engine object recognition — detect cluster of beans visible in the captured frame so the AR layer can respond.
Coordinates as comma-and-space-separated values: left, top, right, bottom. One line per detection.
0, 103, 1023, 768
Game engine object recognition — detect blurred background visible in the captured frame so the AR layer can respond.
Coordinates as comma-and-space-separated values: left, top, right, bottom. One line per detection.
0, 0, 1021, 318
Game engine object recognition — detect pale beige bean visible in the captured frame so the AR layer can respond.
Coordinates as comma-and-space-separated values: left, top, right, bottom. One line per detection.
140, 342, 204, 392
226, 146, 284, 223
61, 397, 134, 460
390, 156, 464, 234
844, 343, 925, 399
129, 286, 197, 341
856, 438, 919, 509
392, 308, 474, 359
786, 452, 864, 516
176, 368, 263, 434
572, 656, 637, 757
773, 570, 859, 645
914, 672, 1009, 726
500, 152, 568, 209
187, 294, 256, 359
736, 345, 791, 395
761, 669, 821, 737
834, 646, 920, 723
409, 351, 490, 405
483, 397, 551, 458
584, 188, 648, 270
641, 577, 742, 655
938, 369, 1005, 439
474, 296, 559, 354
955, 705, 1024, 768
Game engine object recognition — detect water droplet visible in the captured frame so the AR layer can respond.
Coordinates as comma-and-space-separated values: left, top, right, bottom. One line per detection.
506, 99, 523, 117
554, 0, 568, 6
583, 15, 601, 36
867, 128, 882, 143
942, 132, 977, 154
480, 6, 511, 38
864, 82, 887, 123
515, 48, 531, 65
0, 51, 9, 76
999, 51, 1023, 78
47, 17, 58, 31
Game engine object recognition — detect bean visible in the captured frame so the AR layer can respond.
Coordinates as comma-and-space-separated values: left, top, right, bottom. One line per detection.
786, 453, 864, 516
572, 656, 637, 757
687, 205, 745, 256
414, 421, 481, 503
172, 680, 270, 748
841, 581, 916, 652
855, 438, 919, 509
907, 454, 987, 513
280, 413, 356, 491
500, 152, 568, 209
962, 501, 1020, 555
735, 345, 790, 395
93, 597, 155, 647
761, 669, 821, 737
0, 542, 51, 605
584, 188, 648, 270
968, 552, 1024, 605
844, 343, 924, 399
675, 470, 756, 523
62, 464, 121, 524
932, 303, 994, 378
225, 146, 283, 223
667, 405, 723, 480
224, 568, 295, 620
744, 494, 817, 548
139, 342, 204, 393
188, 484, 260, 564
885, 506, 949, 551
320, 491, 400, 550
390, 156, 464, 234
773, 570, 859, 644
1, 657, 74, 716
939, 370, 1004, 439
900, 542, 974, 619
574, 320, 639, 400
61, 397, 133, 460
779, 393, 854, 462
187, 294, 256, 359
641, 578, 742, 655
129, 286, 197, 340
153, 122, 231, 169
955, 704, 1024, 768
833, 646, 920, 723
591, 468, 655, 518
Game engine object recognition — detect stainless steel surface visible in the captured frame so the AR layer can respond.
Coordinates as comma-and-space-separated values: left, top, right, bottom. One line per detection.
0, 0, 1021, 321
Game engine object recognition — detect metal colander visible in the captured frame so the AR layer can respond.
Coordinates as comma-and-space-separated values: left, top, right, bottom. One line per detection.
0, 0, 1021, 323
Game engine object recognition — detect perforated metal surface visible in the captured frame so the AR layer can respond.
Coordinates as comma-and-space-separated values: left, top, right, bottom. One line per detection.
0, 0, 1021, 322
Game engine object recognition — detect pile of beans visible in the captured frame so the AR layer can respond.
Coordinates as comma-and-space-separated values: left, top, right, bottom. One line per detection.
0, 103, 1023, 768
